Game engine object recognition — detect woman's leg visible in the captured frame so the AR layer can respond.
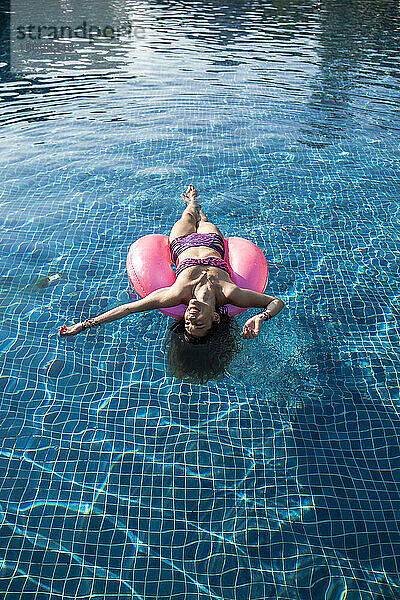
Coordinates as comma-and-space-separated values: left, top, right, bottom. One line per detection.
169, 200, 199, 241
169, 184, 202, 241
196, 209, 224, 239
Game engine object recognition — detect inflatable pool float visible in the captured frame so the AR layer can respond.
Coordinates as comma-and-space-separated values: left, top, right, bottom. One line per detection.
127, 234, 268, 318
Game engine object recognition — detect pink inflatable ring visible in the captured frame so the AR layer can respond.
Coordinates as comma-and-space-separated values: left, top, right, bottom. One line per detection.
127, 234, 268, 319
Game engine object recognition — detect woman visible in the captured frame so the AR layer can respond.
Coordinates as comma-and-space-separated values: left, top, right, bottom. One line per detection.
59, 185, 285, 382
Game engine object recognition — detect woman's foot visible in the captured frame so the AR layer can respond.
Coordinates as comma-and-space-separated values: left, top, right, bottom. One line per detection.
182, 184, 201, 223
182, 184, 200, 202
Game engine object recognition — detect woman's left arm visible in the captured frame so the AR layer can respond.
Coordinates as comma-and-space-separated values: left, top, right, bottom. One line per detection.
226, 287, 285, 339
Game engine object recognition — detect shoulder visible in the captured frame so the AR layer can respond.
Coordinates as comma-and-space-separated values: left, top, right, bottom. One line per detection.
220, 281, 238, 299
167, 279, 190, 304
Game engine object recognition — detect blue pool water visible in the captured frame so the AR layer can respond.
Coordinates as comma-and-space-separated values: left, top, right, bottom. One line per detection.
1, 0, 400, 598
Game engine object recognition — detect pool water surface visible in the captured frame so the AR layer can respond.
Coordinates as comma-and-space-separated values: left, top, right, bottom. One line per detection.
1, 0, 400, 598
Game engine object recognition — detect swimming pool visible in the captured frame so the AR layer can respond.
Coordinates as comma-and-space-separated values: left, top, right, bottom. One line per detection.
1, 0, 400, 597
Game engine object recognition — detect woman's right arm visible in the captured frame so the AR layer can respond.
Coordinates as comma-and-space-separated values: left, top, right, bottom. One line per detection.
59, 287, 182, 337
225, 286, 285, 340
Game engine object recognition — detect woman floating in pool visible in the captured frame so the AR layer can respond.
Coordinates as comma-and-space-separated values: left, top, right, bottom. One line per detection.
59, 185, 285, 382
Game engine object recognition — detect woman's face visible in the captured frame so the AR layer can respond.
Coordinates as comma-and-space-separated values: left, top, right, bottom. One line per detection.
184, 299, 220, 340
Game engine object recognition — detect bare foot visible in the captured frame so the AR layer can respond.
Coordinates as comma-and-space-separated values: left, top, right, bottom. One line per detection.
182, 184, 201, 223
186, 184, 198, 201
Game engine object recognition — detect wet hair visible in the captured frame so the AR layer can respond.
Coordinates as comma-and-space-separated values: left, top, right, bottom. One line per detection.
163, 307, 242, 384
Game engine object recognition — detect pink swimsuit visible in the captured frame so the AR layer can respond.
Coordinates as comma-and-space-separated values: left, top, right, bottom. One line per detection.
170, 232, 231, 277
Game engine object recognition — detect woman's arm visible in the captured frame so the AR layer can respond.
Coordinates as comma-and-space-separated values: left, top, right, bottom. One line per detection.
226, 287, 284, 312
225, 286, 285, 339
59, 286, 182, 337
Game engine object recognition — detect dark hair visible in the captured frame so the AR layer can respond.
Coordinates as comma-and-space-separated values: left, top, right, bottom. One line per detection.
163, 308, 242, 384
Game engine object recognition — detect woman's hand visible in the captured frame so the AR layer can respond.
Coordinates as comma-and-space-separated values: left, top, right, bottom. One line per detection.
59, 323, 83, 337
242, 314, 264, 339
